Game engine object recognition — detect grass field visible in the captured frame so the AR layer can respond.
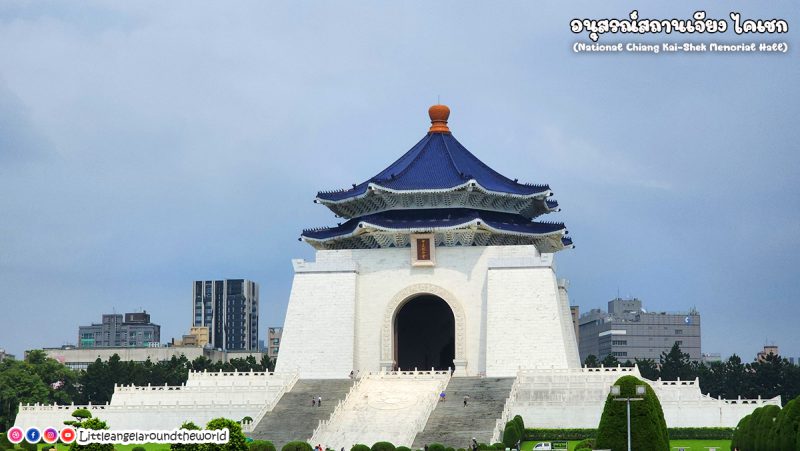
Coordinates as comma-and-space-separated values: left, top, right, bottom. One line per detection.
522, 439, 731, 451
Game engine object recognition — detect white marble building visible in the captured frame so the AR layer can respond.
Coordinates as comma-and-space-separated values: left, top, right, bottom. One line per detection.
14, 105, 778, 439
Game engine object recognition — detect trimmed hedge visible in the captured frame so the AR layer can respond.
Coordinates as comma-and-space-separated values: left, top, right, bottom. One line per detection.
525, 426, 733, 441
596, 375, 669, 451
395, 447, 411, 451
502, 421, 521, 448
282, 442, 312, 451
427, 443, 446, 451
524, 428, 595, 440
350, 445, 370, 451
370, 443, 395, 451
573, 438, 595, 451
249, 441, 277, 451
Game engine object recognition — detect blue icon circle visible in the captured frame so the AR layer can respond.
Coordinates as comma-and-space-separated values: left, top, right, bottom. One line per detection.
25, 428, 41, 443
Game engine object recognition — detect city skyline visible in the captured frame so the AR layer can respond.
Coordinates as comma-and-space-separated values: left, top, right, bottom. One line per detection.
1, 1, 798, 361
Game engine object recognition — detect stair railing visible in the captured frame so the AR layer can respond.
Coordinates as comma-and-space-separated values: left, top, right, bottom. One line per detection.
491, 370, 521, 443
406, 371, 451, 446
242, 370, 299, 433
309, 375, 365, 442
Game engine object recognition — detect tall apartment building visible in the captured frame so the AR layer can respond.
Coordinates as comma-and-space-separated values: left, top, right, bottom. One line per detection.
78, 312, 160, 348
193, 279, 259, 351
267, 327, 283, 361
578, 298, 701, 363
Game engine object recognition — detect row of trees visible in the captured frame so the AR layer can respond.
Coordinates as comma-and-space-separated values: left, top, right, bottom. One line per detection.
584, 343, 800, 405
0, 350, 274, 430
730, 395, 800, 451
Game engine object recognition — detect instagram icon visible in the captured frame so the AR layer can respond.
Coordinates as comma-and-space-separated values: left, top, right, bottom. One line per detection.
42, 428, 59, 444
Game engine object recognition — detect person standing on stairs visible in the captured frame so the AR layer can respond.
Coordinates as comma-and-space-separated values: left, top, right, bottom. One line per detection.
463, 394, 470, 407
317, 395, 322, 407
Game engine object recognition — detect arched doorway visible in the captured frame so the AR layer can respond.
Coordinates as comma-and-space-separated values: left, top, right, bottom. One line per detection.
394, 294, 455, 371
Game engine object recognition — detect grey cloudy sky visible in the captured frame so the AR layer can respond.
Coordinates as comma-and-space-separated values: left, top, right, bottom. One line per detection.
1, 1, 798, 361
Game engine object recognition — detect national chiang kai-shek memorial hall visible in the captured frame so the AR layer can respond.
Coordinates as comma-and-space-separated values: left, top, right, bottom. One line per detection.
14, 105, 779, 449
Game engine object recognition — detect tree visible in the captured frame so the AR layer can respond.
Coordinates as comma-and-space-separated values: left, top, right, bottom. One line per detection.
600, 354, 620, 368
595, 375, 669, 451
283, 443, 312, 451
64, 408, 92, 426
634, 358, 659, 380
772, 397, 800, 451
371, 442, 396, 451
0, 360, 51, 430
583, 355, 599, 368
249, 441, 276, 451
259, 354, 274, 373
203, 417, 247, 451
752, 404, 780, 451
659, 342, 692, 381
69, 417, 114, 451
502, 420, 520, 448
171, 421, 201, 451
730, 413, 750, 451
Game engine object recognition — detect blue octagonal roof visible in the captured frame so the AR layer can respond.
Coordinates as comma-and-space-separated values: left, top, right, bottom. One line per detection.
316, 132, 550, 203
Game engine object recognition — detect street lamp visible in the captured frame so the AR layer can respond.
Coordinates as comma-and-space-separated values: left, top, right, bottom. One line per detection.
611, 384, 647, 451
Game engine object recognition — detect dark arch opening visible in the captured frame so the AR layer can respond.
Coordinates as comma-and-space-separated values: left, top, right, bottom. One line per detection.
394, 294, 455, 371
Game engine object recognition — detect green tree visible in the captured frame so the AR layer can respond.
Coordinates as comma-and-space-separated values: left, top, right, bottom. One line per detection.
583, 355, 599, 368
371, 442, 396, 451
282, 443, 312, 451
659, 342, 693, 381
596, 375, 669, 451
203, 417, 247, 451
171, 421, 201, 451
349, 445, 370, 451
634, 358, 659, 380
730, 413, 750, 451
68, 417, 114, 451
502, 420, 521, 448
512, 414, 525, 436
0, 360, 51, 430
772, 397, 800, 451
600, 354, 620, 368
752, 404, 780, 451
249, 441, 276, 451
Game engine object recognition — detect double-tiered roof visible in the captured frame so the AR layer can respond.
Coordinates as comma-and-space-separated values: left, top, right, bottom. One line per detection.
302, 105, 573, 252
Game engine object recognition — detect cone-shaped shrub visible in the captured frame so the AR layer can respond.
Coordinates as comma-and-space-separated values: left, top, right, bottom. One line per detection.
595, 375, 669, 451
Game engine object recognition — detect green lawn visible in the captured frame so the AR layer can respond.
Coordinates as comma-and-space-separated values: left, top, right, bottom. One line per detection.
522, 439, 731, 451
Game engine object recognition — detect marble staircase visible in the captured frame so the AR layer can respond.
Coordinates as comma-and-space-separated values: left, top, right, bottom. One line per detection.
412, 377, 515, 448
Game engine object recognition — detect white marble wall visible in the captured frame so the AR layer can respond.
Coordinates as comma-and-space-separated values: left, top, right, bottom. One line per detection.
276, 245, 578, 378
13, 371, 295, 430
500, 367, 780, 430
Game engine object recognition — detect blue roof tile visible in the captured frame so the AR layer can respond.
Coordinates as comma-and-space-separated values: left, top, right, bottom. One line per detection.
317, 133, 550, 202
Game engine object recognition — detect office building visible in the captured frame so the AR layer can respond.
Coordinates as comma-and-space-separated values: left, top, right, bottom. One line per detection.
172, 326, 210, 348
756, 344, 779, 362
0, 348, 15, 361
78, 312, 160, 348
193, 279, 259, 351
578, 298, 701, 363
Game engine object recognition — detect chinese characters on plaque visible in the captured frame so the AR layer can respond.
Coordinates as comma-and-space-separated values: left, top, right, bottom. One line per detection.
411, 233, 435, 266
